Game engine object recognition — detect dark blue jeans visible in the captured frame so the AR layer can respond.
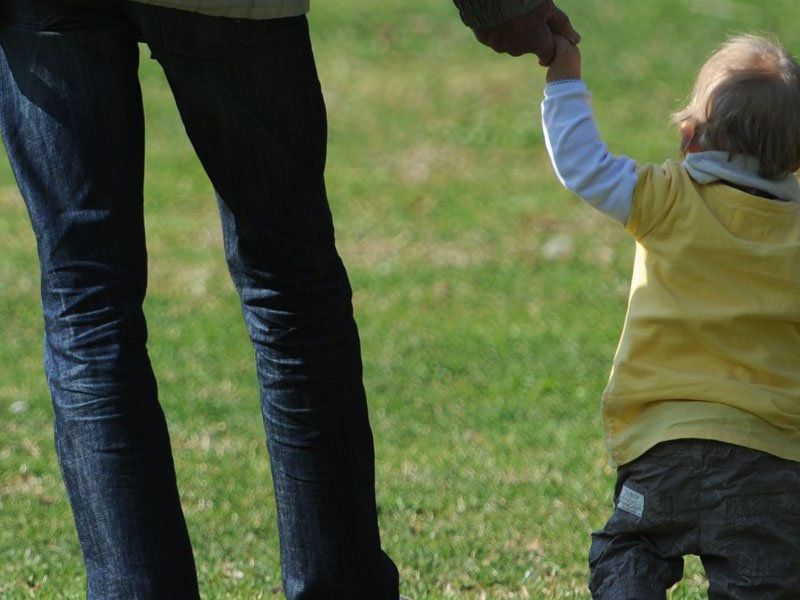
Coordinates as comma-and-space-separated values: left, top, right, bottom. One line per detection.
0, 1, 398, 597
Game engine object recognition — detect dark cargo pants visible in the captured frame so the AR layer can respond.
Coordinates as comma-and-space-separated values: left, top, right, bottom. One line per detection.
589, 439, 800, 599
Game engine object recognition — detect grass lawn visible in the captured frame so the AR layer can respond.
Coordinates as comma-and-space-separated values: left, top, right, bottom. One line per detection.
1, 1, 797, 597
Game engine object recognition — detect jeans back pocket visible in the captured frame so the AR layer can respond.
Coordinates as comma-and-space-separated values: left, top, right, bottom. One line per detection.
0, 0, 71, 29
158, 8, 303, 59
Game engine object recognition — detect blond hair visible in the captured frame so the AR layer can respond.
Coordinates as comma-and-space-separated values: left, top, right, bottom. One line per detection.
673, 34, 800, 178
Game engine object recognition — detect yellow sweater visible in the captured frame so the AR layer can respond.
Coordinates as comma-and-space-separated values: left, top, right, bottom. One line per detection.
604, 159, 800, 465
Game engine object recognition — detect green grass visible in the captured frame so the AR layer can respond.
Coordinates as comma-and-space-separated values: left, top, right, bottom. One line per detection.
2, 1, 798, 597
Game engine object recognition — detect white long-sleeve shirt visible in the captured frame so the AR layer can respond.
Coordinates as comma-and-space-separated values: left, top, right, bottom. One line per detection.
541, 80, 638, 224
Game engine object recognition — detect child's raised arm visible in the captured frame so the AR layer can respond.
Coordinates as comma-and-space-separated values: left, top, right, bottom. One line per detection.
541, 36, 638, 225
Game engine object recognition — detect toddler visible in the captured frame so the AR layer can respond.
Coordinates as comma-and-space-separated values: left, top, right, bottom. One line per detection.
542, 34, 800, 598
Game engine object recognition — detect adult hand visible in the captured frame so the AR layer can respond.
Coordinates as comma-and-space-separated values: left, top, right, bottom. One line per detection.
473, 0, 580, 65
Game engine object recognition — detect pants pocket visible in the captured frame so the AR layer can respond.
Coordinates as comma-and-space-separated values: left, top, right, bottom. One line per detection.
157, 7, 304, 59
0, 0, 71, 29
722, 493, 800, 576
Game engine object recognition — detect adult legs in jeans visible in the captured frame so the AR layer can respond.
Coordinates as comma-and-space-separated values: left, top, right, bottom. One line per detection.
128, 9, 399, 597
0, 2, 398, 597
0, 4, 198, 598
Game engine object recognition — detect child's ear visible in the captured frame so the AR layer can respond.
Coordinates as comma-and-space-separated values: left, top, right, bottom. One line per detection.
679, 122, 701, 153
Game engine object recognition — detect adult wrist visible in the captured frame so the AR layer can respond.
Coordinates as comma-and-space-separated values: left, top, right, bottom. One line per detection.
453, 0, 544, 30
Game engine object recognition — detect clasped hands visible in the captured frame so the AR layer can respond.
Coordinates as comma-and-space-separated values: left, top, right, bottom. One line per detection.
473, 0, 579, 66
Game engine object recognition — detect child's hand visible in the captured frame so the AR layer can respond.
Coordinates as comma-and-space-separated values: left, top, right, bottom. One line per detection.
546, 35, 581, 83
